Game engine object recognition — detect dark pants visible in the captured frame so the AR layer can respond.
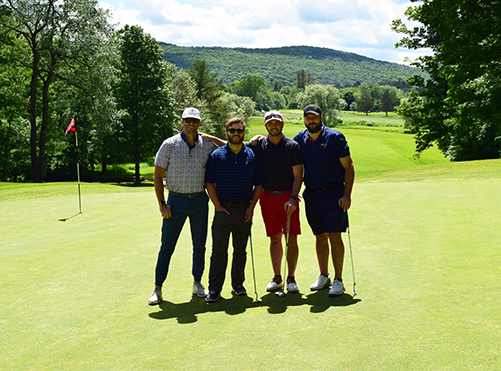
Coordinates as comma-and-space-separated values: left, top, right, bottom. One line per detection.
155, 192, 209, 287
208, 207, 251, 293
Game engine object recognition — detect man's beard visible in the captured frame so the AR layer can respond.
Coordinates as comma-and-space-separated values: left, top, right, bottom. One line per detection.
307, 122, 322, 134
228, 135, 244, 145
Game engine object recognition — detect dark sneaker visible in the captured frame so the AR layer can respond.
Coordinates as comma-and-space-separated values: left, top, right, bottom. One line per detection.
206, 290, 220, 302
232, 286, 247, 296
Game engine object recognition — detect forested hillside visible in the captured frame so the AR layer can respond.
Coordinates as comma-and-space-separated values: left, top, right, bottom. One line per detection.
159, 43, 423, 86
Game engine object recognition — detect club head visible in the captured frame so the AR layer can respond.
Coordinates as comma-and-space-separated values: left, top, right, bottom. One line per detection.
275, 291, 285, 298
255, 298, 261, 303
352, 289, 357, 297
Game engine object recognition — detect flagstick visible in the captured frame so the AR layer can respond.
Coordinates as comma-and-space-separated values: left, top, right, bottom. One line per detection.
75, 130, 82, 214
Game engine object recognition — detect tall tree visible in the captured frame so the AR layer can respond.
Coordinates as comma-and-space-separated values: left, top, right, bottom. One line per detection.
357, 84, 374, 115
392, 0, 501, 160
115, 25, 175, 184
296, 84, 344, 126
188, 59, 222, 102
1, 0, 114, 182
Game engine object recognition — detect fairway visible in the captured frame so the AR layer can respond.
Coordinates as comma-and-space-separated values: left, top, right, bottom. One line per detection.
1, 148, 501, 368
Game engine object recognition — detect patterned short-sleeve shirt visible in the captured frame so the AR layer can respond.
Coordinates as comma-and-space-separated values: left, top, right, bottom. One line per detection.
155, 133, 214, 193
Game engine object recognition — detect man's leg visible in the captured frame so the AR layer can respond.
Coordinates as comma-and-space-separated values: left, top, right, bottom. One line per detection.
208, 211, 232, 293
230, 209, 250, 289
188, 193, 209, 282
286, 234, 299, 277
329, 232, 344, 280
154, 198, 189, 288
315, 233, 330, 276
269, 233, 283, 276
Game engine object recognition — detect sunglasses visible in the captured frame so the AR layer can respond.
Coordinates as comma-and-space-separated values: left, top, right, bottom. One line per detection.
227, 128, 244, 134
265, 113, 282, 121
184, 118, 200, 124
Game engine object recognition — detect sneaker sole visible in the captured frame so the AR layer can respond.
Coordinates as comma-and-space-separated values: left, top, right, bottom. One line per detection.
206, 297, 219, 302
310, 283, 331, 291
329, 289, 345, 297
148, 298, 162, 305
194, 292, 208, 298
266, 284, 283, 292
232, 290, 247, 296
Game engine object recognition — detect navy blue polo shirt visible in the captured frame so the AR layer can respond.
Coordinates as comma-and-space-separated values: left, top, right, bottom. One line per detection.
293, 126, 350, 189
246, 135, 302, 191
205, 144, 264, 203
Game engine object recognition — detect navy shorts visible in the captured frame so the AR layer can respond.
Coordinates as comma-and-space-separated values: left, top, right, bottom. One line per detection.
303, 187, 347, 235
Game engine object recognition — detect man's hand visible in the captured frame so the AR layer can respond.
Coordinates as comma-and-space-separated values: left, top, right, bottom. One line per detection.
160, 204, 172, 218
249, 134, 265, 146
284, 198, 298, 215
215, 204, 230, 215
245, 207, 254, 222
338, 196, 351, 211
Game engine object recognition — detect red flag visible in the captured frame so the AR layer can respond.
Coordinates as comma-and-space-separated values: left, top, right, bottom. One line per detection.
65, 118, 76, 136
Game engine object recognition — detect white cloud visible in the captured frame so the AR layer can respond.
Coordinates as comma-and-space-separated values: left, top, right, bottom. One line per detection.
99, 0, 431, 64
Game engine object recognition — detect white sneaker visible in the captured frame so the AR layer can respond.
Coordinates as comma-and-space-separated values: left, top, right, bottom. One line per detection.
329, 279, 345, 296
287, 281, 299, 293
310, 275, 331, 291
192, 282, 208, 297
266, 277, 283, 291
148, 287, 162, 305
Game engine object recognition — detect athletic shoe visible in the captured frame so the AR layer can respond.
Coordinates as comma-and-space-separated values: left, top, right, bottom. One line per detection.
329, 279, 345, 296
232, 286, 247, 296
266, 276, 283, 291
287, 277, 299, 293
310, 275, 331, 291
206, 290, 220, 302
148, 287, 162, 305
192, 282, 208, 298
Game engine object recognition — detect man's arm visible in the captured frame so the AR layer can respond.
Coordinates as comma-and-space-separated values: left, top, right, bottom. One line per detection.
199, 133, 226, 147
245, 185, 263, 222
338, 155, 355, 211
153, 166, 172, 218
206, 183, 230, 214
285, 164, 303, 214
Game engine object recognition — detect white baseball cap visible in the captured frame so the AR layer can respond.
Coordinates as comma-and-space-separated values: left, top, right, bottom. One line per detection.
182, 107, 201, 120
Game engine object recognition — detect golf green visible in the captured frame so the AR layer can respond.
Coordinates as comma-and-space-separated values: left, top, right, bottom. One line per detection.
1, 158, 500, 370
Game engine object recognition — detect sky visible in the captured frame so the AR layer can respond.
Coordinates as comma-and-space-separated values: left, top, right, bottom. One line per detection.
98, 0, 430, 65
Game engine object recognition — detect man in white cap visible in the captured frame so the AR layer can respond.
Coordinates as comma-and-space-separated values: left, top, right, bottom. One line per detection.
149, 107, 218, 305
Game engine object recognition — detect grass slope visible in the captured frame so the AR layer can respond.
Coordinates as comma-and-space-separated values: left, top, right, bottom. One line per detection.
1, 137, 500, 370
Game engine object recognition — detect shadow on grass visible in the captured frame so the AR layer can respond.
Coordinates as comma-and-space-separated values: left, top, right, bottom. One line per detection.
148, 290, 361, 323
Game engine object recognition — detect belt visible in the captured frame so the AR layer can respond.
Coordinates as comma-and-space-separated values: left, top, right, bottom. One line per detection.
309, 187, 336, 193
222, 201, 250, 209
263, 189, 291, 195
169, 191, 204, 198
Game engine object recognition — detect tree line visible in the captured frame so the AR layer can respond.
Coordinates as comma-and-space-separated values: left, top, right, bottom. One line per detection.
1, 0, 499, 184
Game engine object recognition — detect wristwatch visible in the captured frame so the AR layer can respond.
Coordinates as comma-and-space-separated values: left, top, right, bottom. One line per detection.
290, 195, 298, 200
158, 200, 166, 205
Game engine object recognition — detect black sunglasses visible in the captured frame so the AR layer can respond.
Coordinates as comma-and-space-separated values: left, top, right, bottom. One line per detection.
184, 118, 200, 124
227, 128, 244, 134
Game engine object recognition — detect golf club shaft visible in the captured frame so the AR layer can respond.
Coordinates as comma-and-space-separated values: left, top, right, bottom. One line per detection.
345, 210, 357, 295
283, 214, 290, 287
248, 228, 260, 301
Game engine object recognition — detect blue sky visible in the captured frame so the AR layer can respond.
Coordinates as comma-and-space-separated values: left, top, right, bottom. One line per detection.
99, 0, 430, 64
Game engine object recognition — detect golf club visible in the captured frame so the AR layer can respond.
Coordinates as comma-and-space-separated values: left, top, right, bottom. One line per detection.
248, 228, 261, 302
345, 210, 357, 296
275, 214, 290, 298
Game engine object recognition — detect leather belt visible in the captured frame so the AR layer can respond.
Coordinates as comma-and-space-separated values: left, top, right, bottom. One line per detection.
263, 189, 291, 195
169, 191, 204, 198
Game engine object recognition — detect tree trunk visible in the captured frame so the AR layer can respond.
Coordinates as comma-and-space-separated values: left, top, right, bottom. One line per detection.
30, 51, 40, 182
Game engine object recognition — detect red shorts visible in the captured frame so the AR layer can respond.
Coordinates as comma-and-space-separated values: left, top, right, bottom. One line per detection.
259, 191, 301, 237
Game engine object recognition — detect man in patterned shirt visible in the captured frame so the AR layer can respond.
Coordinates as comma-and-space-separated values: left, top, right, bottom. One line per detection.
148, 107, 217, 305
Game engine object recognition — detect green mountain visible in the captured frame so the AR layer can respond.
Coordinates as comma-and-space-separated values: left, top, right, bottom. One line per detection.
159, 43, 423, 86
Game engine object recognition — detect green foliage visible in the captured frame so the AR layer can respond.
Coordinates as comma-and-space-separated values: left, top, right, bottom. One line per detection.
159, 43, 425, 86
295, 84, 344, 126
393, 0, 501, 160
115, 25, 176, 183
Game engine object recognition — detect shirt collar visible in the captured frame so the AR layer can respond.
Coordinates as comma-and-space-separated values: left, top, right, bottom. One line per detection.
304, 125, 326, 142
181, 131, 199, 149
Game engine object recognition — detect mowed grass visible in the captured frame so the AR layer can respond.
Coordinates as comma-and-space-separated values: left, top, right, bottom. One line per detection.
1, 124, 501, 370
